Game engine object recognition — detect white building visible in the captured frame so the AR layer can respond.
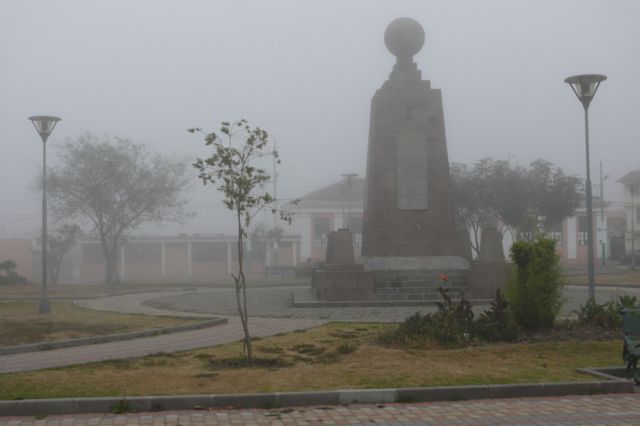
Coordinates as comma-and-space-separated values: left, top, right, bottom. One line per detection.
618, 170, 640, 254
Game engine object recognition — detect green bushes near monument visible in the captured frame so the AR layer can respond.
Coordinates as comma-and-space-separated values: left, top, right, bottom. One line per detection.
506, 237, 565, 331
576, 295, 640, 329
379, 287, 521, 346
381, 237, 568, 346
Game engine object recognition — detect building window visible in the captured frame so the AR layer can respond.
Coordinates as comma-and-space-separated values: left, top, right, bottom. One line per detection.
313, 217, 331, 248
353, 233, 362, 248
578, 216, 588, 245
548, 223, 563, 245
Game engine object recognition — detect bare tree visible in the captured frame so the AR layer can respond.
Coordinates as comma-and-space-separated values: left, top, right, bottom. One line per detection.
45, 134, 189, 289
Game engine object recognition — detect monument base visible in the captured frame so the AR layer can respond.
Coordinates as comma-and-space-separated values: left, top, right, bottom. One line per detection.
312, 264, 374, 301
359, 256, 471, 301
469, 262, 507, 299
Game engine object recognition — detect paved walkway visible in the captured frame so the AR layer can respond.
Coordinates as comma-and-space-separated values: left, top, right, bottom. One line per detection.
2, 394, 640, 424
0, 291, 326, 373
143, 284, 640, 322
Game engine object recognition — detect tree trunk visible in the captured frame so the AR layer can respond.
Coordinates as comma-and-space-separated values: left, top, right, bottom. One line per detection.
233, 211, 252, 364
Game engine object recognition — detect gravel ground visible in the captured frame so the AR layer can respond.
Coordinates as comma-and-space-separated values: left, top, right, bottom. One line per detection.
144, 284, 640, 323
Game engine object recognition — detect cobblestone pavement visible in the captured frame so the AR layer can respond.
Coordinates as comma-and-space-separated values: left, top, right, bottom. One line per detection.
2, 394, 640, 425
145, 285, 640, 323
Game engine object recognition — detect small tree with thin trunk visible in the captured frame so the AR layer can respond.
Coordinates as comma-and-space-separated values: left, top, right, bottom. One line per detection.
190, 119, 280, 364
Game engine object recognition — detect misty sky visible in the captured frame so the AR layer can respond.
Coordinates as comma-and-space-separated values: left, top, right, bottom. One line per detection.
1, 0, 639, 236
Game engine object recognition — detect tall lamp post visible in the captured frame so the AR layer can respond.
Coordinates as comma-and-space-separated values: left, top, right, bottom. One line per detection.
631, 184, 637, 271
564, 74, 607, 301
341, 173, 358, 229
598, 161, 610, 266
29, 115, 61, 314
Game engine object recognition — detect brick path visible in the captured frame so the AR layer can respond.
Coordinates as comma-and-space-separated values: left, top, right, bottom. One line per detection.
2, 394, 640, 424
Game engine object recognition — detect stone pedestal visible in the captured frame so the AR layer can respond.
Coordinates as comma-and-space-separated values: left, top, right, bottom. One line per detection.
325, 229, 355, 265
312, 230, 373, 301
469, 227, 506, 299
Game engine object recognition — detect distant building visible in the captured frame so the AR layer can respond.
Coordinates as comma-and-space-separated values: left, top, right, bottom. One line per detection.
617, 170, 640, 255
286, 177, 364, 263
553, 195, 620, 267
0, 233, 300, 284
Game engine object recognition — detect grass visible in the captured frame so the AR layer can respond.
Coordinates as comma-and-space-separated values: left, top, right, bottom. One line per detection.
568, 271, 640, 286
0, 302, 199, 347
0, 322, 621, 400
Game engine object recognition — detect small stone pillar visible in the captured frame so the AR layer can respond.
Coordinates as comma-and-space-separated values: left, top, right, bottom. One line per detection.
470, 227, 506, 299
312, 229, 373, 301
325, 229, 356, 265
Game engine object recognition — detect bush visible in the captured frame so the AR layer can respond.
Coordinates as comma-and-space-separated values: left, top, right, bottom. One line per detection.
506, 237, 565, 330
474, 289, 521, 342
379, 287, 474, 347
0, 260, 27, 285
576, 295, 640, 329
432, 287, 474, 345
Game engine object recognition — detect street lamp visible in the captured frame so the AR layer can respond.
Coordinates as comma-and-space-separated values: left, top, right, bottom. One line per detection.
564, 74, 607, 301
29, 115, 61, 314
598, 161, 610, 266
341, 173, 358, 230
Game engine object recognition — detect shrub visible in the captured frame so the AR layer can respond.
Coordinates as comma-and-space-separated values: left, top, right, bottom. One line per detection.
379, 287, 474, 347
576, 295, 640, 329
431, 287, 474, 345
0, 260, 27, 285
576, 299, 619, 329
474, 288, 521, 342
506, 237, 565, 330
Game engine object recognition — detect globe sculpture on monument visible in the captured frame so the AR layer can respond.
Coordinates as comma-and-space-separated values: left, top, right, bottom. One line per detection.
360, 17, 471, 299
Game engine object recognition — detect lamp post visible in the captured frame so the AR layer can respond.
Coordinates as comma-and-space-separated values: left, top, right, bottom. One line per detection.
29, 115, 61, 314
564, 74, 607, 301
631, 184, 637, 270
341, 173, 358, 229
598, 161, 610, 266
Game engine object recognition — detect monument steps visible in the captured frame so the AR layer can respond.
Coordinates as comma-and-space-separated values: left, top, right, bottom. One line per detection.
372, 272, 469, 301
373, 292, 465, 301
373, 286, 467, 294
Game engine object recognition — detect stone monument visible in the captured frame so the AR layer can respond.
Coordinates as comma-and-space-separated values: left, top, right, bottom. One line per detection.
360, 17, 470, 298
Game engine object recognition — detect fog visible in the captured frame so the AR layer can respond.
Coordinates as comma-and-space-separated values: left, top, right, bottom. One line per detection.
2, 0, 639, 236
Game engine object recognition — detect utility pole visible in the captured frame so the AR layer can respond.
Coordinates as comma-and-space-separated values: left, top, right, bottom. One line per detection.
272, 146, 278, 228
599, 162, 608, 266
632, 184, 636, 270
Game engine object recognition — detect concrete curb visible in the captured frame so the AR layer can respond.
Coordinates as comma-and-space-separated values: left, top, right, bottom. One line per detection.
292, 299, 493, 308
0, 318, 228, 356
0, 379, 633, 416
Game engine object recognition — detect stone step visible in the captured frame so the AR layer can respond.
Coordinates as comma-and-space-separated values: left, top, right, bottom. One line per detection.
373, 282, 467, 289
373, 287, 466, 294
373, 293, 464, 301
